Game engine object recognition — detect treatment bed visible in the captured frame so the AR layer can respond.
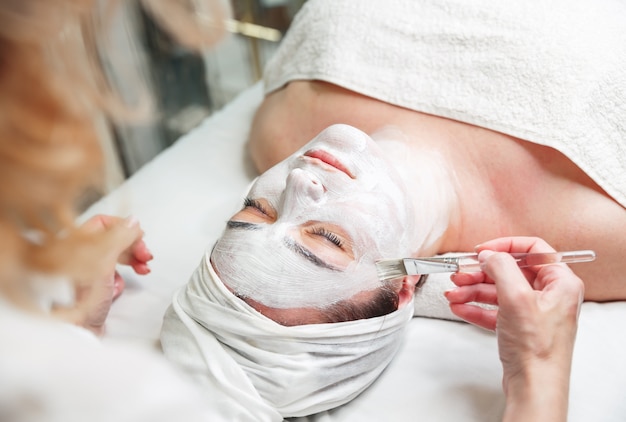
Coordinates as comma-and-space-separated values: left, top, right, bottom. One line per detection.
84, 83, 626, 421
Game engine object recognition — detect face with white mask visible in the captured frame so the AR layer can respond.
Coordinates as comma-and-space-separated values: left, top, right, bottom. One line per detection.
211, 124, 419, 325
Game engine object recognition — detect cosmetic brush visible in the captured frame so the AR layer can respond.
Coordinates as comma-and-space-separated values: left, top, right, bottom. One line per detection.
376, 250, 596, 282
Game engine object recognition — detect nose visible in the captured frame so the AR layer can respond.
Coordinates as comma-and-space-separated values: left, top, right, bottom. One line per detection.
281, 168, 325, 212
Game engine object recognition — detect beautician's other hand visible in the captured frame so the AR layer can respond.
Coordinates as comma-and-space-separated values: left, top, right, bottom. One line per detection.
52, 215, 153, 336
445, 236, 584, 422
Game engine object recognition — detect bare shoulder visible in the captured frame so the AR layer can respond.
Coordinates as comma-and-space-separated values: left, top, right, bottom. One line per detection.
478, 139, 626, 301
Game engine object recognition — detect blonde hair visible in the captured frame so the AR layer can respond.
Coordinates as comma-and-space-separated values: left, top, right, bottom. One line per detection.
0, 0, 227, 307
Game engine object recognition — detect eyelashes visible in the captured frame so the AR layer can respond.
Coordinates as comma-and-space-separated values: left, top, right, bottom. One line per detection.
243, 197, 270, 216
311, 227, 344, 248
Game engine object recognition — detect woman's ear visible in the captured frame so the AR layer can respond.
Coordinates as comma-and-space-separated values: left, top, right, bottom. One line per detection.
397, 275, 423, 308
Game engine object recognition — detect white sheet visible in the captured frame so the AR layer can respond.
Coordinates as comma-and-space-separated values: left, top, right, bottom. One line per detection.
85, 83, 626, 421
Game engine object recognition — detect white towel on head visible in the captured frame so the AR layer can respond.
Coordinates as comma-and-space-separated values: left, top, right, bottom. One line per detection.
160, 252, 414, 419
264, 0, 626, 208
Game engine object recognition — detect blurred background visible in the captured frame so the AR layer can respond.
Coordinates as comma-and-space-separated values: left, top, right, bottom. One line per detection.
98, 0, 306, 192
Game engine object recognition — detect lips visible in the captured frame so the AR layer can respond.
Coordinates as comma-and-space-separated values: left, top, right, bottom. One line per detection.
303, 150, 355, 179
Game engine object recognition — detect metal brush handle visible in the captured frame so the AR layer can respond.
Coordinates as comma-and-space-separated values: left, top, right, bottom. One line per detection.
457, 250, 596, 272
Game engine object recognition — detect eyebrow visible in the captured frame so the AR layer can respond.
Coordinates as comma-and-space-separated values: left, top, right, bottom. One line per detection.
226, 220, 341, 271
226, 220, 261, 230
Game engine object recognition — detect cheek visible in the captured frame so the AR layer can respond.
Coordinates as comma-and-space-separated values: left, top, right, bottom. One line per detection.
339, 196, 413, 258
249, 166, 289, 198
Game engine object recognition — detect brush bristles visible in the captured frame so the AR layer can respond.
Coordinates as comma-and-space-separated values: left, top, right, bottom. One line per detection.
375, 260, 408, 281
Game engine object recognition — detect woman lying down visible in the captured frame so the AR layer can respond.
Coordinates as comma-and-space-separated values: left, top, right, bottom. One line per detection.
161, 125, 425, 420
160, 122, 626, 420
161, 1, 626, 418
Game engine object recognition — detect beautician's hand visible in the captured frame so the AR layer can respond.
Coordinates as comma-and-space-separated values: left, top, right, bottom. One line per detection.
52, 215, 153, 336
445, 236, 584, 422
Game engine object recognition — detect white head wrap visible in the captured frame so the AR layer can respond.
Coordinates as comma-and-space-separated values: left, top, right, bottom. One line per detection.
160, 252, 414, 419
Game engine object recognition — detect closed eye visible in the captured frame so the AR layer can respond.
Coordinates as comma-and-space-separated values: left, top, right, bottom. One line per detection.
243, 197, 274, 218
229, 197, 277, 224
311, 227, 344, 248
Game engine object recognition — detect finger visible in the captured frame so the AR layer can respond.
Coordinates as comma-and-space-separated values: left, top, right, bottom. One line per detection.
81, 214, 123, 233
118, 238, 153, 266
80, 216, 144, 263
475, 236, 556, 255
479, 251, 533, 305
130, 262, 151, 275
536, 264, 584, 302
444, 283, 498, 305
112, 271, 125, 300
449, 303, 497, 330
105, 218, 144, 258
450, 271, 486, 286
88, 221, 143, 278
131, 239, 153, 263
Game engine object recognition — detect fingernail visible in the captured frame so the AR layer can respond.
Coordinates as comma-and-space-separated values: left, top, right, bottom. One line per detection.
125, 215, 139, 228
478, 250, 495, 269
444, 288, 460, 302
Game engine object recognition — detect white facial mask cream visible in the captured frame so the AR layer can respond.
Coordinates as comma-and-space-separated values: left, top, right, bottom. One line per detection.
371, 126, 457, 250
211, 124, 419, 309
